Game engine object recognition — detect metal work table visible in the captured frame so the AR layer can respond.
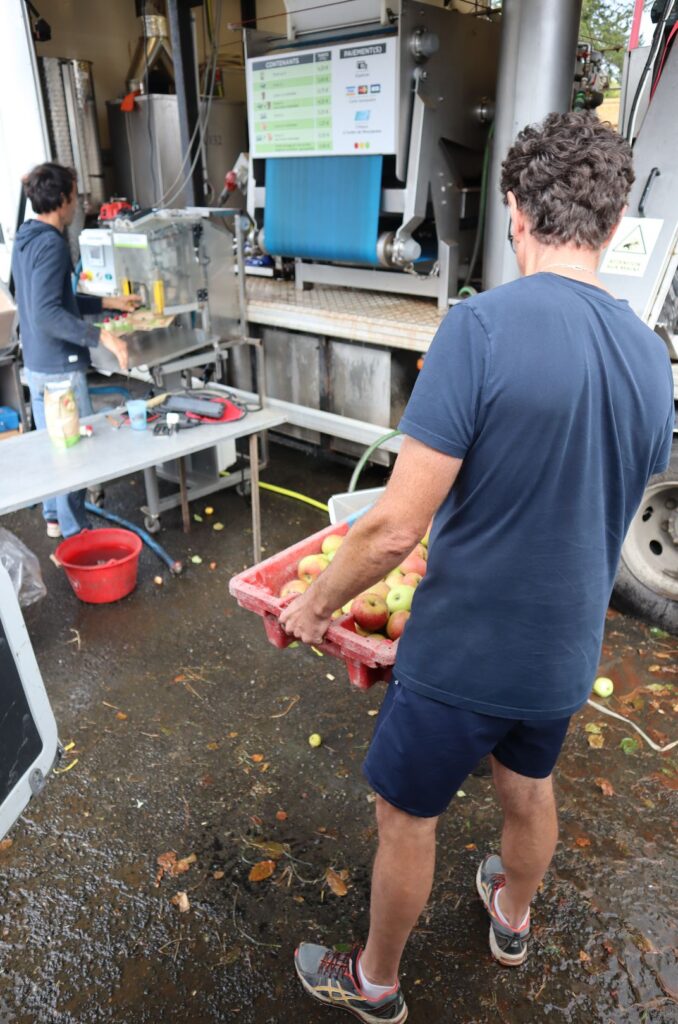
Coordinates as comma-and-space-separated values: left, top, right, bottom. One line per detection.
245, 278, 445, 354
0, 407, 285, 563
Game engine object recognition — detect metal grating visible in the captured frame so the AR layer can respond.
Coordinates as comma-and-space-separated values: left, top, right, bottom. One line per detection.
245, 278, 444, 352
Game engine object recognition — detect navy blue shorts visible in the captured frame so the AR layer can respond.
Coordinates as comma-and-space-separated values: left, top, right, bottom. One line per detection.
363, 680, 571, 818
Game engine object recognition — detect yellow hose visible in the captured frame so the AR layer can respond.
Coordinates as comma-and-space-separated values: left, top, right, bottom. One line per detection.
258, 482, 328, 512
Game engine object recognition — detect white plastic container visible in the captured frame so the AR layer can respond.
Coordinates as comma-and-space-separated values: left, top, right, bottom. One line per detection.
328, 487, 385, 524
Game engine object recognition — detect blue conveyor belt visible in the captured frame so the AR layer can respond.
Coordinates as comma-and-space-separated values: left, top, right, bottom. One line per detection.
264, 155, 383, 265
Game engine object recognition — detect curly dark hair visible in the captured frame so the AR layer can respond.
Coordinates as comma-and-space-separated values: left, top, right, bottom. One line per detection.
500, 112, 635, 249
22, 162, 77, 214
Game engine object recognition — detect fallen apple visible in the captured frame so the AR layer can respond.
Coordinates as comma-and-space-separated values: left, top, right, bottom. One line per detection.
592, 676, 614, 698
280, 579, 309, 598
387, 610, 410, 640
308, 733, 322, 748
298, 553, 329, 583
352, 593, 389, 633
321, 534, 344, 556
400, 572, 422, 589
386, 584, 415, 614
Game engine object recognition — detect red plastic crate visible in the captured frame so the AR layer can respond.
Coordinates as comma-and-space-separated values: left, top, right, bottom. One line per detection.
229, 520, 396, 690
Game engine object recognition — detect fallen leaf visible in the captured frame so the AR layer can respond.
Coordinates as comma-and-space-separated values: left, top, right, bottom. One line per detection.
193, 514, 203, 523
115, 711, 128, 721
649, 627, 669, 638
155, 850, 197, 885
209, 561, 217, 570
190, 555, 203, 565
260, 762, 270, 772
213, 870, 225, 880
251, 753, 264, 763
578, 950, 590, 962
206, 741, 219, 751
200, 774, 214, 787
584, 722, 603, 734
174, 674, 187, 683
250, 839, 286, 859
213, 522, 225, 531
276, 810, 288, 821
249, 860, 276, 882
594, 777, 615, 797
587, 733, 605, 749
648, 664, 661, 672
175, 853, 197, 874
0, 839, 13, 853
228, 731, 238, 738
171, 891, 190, 913
575, 837, 591, 848
465, 843, 477, 851
456, 790, 466, 798
620, 737, 639, 755
325, 867, 348, 897
651, 771, 678, 791
367, 709, 379, 717
250, 815, 263, 827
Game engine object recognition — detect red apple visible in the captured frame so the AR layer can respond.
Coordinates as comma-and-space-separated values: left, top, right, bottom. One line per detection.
385, 569, 405, 589
386, 610, 410, 640
354, 622, 370, 636
399, 550, 427, 577
280, 578, 309, 598
400, 572, 422, 589
298, 553, 329, 583
351, 593, 389, 633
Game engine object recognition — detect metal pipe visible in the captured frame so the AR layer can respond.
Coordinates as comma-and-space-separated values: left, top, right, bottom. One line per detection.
483, 0, 583, 291
166, 0, 204, 206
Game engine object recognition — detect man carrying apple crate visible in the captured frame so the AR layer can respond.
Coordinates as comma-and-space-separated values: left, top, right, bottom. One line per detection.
279, 112, 675, 1023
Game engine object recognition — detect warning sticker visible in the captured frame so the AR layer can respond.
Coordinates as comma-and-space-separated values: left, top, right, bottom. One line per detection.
600, 217, 663, 277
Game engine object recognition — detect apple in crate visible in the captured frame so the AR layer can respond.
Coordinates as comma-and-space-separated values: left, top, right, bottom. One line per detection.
280, 579, 309, 598
401, 572, 422, 589
368, 581, 390, 601
298, 553, 329, 583
351, 593, 389, 633
387, 610, 410, 640
385, 569, 405, 589
321, 534, 344, 556
386, 584, 415, 614
399, 549, 427, 577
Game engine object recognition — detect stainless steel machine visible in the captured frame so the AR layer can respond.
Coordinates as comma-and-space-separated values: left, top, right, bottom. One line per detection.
244, 0, 500, 309
78, 207, 265, 531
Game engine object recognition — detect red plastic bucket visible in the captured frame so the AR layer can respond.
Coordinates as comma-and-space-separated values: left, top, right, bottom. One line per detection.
55, 528, 143, 603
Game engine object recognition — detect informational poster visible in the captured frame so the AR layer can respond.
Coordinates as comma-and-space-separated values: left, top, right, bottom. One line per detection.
246, 39, 397, 157
600, 216, 664, 277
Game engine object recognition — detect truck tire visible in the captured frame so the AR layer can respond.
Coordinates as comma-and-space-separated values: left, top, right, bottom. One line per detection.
612, 441, 678, 633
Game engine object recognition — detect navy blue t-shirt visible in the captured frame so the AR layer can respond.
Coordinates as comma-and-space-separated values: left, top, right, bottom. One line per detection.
395, 273, 675, 720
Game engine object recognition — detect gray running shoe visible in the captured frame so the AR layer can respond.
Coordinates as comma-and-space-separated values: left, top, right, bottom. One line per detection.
294, 943, 408, 1022
476, 854, 530, 967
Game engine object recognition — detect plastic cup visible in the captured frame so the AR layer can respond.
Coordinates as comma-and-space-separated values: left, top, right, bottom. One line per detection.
126, 399, 147, 431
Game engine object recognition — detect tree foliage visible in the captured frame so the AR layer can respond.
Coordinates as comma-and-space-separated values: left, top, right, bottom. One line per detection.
579, 0, 636, 79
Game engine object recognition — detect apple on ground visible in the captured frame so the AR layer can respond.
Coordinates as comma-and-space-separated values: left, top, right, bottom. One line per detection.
399, 549, 427, 577
386, 584, 415, 614
387, 610, 410, 640
280, 579, 309, 598
400, 572, 422, 589
321, 534, 344, 556
298, 553, 329, 583
351, 593, 389, 633
385, 569, 405, 589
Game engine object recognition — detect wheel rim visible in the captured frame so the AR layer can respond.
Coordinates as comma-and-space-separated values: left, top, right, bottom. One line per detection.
623, 479, 678, 601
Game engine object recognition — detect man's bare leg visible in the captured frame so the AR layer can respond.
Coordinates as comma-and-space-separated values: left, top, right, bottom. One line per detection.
360, 795, 438, 987
490, 756, 559, 928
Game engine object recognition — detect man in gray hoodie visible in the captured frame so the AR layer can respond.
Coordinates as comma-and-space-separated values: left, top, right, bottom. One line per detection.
13, 163, 136, 538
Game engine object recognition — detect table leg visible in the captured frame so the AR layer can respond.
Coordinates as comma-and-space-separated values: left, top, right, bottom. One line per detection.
178, 457, 191, 534
143, 467, 161, 521
249, 432, 261, 563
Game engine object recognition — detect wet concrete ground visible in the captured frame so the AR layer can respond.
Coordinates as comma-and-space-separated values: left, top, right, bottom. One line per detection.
0, 441, 676, 1024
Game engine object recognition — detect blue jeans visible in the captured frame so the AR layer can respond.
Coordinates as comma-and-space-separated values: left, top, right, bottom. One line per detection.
26, 368, 93, 537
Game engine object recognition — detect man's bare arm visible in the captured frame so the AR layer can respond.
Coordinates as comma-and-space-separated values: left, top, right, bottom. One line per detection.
279, 437, 463, 644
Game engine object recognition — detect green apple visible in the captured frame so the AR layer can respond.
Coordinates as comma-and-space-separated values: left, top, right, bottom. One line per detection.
386, 584, 415, 614
592, 676, 614, 698
321, 534, 344, 556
